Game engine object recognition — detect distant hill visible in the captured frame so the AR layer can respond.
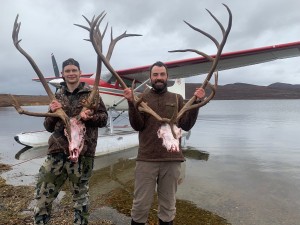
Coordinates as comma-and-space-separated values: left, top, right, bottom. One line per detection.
0, 94, 49, 107
1, 82, 300, 107
185, 82, 300, 100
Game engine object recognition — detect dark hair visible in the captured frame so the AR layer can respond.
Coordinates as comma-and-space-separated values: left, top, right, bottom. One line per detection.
149, 61, 168, 76
62, 58, 80, 70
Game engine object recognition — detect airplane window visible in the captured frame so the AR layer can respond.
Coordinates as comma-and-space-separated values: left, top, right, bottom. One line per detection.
101, 73, 116, 84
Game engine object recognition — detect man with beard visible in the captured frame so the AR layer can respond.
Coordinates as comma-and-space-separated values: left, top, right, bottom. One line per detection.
123, 61, 205, 225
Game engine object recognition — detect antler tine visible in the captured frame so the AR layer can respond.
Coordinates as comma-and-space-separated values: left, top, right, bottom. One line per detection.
82, 14, 99, 26
169, 4, 232, 90
12, 15, 55, 101
201, 4, 231, 89
184, 20, 219, 48
169, 49, 214, 62
206, 9, 225, 34
74, 12, 106, 34
86, 14, 131, 89
168, 5, 231, 124
12, 15, 71, 136
75, 13, 116, 115
106, 28, 142, 61
75, 13, 110, 121
9, 94, 70, 119
176, 71, 218, 122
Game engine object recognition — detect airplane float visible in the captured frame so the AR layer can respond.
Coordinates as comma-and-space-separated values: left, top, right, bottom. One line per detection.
12, 6, 300, 162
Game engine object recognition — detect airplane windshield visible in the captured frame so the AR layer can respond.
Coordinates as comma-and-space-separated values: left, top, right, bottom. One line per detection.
101, 72, 136, 88
101, 72, 114, 83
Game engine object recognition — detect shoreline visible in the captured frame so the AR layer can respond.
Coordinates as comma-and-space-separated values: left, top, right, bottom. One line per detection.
0, 94, 49, 107
1, 81, 300, 108
0, 158, 230, 225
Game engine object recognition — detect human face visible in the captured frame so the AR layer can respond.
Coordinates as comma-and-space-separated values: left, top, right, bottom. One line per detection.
150, 65, 168, 91
61, 65, 81, 85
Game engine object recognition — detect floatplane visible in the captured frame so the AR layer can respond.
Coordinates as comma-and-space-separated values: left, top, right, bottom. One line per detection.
14, 40, 300, 159
12, 8, 300, 161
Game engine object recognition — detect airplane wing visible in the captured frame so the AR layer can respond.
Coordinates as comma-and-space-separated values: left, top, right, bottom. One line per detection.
117, 41, 300, 82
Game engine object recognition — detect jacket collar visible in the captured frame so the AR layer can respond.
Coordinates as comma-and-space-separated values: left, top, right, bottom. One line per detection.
60, 82, 90, 94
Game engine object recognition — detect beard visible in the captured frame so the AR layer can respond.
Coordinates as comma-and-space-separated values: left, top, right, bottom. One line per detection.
152, 80, 167, 92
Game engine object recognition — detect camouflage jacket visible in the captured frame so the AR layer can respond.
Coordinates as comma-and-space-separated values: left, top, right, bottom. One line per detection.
44, 82, 108, 157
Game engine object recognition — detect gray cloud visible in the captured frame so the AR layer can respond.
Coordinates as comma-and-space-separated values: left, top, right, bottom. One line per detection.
1, 0, 300, 95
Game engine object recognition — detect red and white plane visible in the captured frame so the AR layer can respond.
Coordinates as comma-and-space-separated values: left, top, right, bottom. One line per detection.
41, 40, 300, 111
16, 40, 300, 159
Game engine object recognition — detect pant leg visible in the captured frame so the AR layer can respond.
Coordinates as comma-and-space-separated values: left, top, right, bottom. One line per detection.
34, 153, 68, 224
157, 162, 181, 222
131, 161, 159, 223
67, 156, 94, 225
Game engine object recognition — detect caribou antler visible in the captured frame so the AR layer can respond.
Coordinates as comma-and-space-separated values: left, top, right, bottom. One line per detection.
11, 15, 71, 136
73, 13, 109, 121
75, 12, 142, 88
77, 5, 231, 141
135, 4, 231, 138
170, 4, 232, 123
75, 13, 175, 124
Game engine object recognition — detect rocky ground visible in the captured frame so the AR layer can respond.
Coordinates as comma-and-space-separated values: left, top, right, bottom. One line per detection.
0, 159, 230, 225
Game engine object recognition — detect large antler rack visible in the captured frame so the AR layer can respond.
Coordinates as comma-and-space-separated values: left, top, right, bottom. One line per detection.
73, 13, 108, 120
169, 4, 232, 123
74, 12, 141, 87
11, 15, 71, 136
74, 12, 173, 123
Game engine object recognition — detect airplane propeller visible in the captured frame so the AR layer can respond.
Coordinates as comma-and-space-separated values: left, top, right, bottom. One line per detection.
51, 53, 61, 92
51, 53, 60, 78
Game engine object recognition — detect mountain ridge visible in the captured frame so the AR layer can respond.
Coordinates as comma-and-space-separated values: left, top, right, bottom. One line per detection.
1, 82, 300, 107
185, 82, 300, 100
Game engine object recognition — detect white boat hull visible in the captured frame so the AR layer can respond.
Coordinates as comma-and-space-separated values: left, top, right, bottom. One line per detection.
14, 128, 139, 155
14, 128, 190, 160
14, 130, 50, 147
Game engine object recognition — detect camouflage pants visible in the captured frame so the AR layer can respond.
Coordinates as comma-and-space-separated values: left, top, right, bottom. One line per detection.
33, 153, 94, 225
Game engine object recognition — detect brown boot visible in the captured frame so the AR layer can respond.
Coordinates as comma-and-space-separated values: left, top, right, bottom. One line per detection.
159, 218, 173, 225
131, 219, 145, 225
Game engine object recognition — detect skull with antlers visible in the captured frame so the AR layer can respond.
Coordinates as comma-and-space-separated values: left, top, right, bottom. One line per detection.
11, 15, 106, 162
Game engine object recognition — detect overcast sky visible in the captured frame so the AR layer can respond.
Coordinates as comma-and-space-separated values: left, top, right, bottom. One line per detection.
1, 0, 300, 95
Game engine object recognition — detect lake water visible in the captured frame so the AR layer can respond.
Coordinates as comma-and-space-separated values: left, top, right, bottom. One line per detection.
0, 100, 300, 225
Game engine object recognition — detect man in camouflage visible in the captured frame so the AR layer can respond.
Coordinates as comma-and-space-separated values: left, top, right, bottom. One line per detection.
34, 58, 108, 224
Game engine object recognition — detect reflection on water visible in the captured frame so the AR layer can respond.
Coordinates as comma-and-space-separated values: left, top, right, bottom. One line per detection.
90, 157, 230, 225
15, 146, 47, 160
176, 100, 300, 225
183, 146, 210, 161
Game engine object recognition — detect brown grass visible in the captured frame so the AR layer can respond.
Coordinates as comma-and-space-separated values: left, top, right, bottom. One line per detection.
0, 160, 230, 225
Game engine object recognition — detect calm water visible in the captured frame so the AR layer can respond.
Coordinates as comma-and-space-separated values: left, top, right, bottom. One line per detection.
0, 100, 300, 225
